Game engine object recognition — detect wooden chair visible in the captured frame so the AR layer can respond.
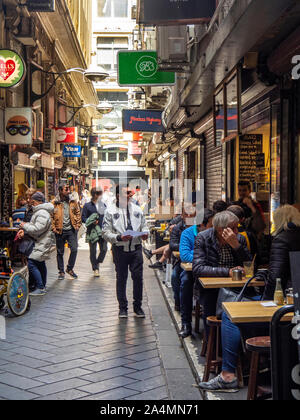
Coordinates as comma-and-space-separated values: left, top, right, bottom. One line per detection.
246, 336, 272, 400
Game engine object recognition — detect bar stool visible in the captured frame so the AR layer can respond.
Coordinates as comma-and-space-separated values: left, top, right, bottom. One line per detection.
245, 336, 272, 400
202, 316, 222, 382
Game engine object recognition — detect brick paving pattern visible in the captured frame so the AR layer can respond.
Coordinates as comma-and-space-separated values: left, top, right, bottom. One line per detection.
0, 242, 171, 400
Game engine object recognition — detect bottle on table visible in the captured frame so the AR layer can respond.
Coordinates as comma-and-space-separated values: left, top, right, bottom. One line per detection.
274, 278, 284, 306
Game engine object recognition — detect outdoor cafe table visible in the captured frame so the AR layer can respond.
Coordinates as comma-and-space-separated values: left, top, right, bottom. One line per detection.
199, 277, 265, 289
222, 301, 294, 324
181, 263, 192, 271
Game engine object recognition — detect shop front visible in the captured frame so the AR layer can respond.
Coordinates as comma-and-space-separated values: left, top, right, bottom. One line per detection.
212, 65, 284, 233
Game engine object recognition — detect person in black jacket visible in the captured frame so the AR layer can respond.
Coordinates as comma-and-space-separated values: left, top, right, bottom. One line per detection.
82, 187, 107, 277
264, 204, 300, 300
193, 211, 252, 338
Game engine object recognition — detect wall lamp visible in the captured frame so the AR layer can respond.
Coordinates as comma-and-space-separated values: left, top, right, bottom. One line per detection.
30, 61, 109, 105
58, 102, 107, 126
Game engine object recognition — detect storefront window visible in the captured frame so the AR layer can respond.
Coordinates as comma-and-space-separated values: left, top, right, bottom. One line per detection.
226, 75, 239, 138
214, 88, 225, 147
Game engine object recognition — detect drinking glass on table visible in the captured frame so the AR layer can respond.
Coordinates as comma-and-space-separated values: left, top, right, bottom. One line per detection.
244, 261, 254, 279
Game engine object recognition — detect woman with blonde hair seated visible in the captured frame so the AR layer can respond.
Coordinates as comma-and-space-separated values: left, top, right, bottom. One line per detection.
263, 204, 300, 300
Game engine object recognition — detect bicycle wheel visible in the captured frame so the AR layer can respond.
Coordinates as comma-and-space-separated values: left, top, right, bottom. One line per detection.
7, 272, 29, 317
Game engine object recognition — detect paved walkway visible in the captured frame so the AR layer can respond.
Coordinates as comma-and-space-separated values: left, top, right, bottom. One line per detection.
0, 240, 201, 401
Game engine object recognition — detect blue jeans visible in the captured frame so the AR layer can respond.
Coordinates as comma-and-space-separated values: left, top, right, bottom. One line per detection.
221, 296, 262, 373
180, 270, 194, 325
171, 264, 182, 307
28, 259, 47, 290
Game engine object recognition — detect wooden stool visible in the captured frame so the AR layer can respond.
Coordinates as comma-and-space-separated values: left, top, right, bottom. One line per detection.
246, 336, 272, 400
194, 300, 201, 334
202, 316, 222, 382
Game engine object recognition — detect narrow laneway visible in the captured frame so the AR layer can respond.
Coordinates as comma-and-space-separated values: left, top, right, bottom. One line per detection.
0, 241, 200, 401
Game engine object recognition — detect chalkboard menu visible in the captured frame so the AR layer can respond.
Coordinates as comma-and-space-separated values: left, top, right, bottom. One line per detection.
239, 134, 263, 182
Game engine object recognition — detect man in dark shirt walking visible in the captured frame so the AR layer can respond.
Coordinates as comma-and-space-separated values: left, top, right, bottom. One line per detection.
82, 187, 107, 277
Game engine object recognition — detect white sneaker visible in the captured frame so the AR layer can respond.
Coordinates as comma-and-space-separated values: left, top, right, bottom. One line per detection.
94, 270, 100, 277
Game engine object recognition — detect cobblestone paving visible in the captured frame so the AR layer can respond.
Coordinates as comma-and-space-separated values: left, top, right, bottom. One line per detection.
0, 241, 172, 400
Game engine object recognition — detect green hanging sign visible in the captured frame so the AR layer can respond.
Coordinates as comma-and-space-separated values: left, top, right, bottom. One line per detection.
0, 49, 26, 89
118, 50, 176, 87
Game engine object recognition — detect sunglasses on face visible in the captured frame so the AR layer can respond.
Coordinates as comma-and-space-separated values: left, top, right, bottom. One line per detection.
7, 125, 31, 136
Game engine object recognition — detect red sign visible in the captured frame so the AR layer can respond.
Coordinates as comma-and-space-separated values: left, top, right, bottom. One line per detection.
55, 127, 78, 144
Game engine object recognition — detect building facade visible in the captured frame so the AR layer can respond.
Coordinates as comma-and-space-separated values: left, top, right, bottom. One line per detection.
0, 0, 95, 221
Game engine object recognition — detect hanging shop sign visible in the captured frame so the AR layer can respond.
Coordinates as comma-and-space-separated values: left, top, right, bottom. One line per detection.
129, 141, 142, 156
55, 127, 78, 144
41, 153, 54, 170
0, 49, 26, 89
89, 135, 100, 148
122, 109, 165, 133
5, 108, 32, 145
0, 145, 12, 221
137, 0, 216, 25
63, 145, 82, 158
118, 51, 175, 87
26, 0, 55, 12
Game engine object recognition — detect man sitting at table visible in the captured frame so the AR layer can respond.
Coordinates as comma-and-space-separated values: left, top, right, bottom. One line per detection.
169, 203, 196, 312
179, 209, 215, 338
193, 211, 252, 343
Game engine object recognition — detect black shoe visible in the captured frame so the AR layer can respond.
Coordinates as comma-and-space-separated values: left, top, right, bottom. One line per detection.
179, 324, 192, 339
134, 308, 146, 318
66, 269, 78, 279
143, 248, 153, 260
119, 309, 128, 319
149, 261, 164, 270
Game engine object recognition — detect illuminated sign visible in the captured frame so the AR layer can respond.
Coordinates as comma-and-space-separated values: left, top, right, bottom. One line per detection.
63, 145, 82, 158
123, 109, 165, 133
0, 50, 26, 89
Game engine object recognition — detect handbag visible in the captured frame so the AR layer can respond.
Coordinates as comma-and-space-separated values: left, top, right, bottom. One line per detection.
216, 274, 266, 319
18, 236, 35, 257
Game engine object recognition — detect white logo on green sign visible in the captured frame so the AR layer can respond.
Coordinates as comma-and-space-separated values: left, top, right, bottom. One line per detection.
136, 55, 158, 78
0, 49, 26, 89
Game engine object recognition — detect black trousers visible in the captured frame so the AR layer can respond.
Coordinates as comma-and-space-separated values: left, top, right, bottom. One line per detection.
89, 238, 108, 270
112, 245, 143, 311
56, 229, 78, 273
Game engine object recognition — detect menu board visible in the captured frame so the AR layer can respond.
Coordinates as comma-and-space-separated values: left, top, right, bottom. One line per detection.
239, 134, 263, 182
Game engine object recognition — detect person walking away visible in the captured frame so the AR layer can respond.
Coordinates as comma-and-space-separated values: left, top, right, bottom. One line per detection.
52, 183, 82, 280
18, 192, 54, 296
102, 185, 150, 319
179, 209, 215, 338
82, 187, 107, 277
